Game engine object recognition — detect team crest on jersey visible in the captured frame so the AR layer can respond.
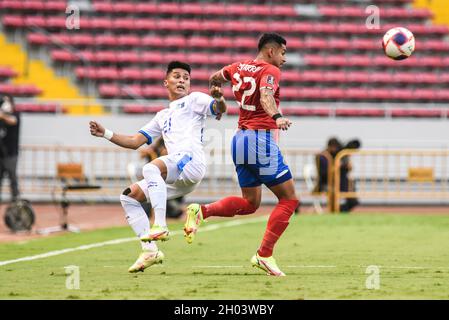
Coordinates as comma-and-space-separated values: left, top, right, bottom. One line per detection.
266, 75, 275, 85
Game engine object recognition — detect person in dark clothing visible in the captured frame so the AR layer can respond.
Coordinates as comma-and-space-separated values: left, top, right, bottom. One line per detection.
339, 139, 361, 212
0, 94, 20, 202
315, 137, 360, 212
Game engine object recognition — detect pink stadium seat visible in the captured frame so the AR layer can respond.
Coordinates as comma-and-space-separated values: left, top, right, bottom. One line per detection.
51, 50, 78, 62
97, 68, 119, 80
391, 88, 414, 101
2, 1, 25, 10
346, 88, 368, 100
368, 88, 392, 100
328, 38, 350, 50
297, 88, 322, 99
300, 71, 324, 82
141, 52, 164, 64
304, 38, 328, 50
23, 1, 45, 11
24, 15, 46, 28
2, 15, 25, 28
179, 20, 203, 32
226, 4, 249, 16
117, 51, 140, 64
179, 3, 203, 15
123, 105, 165, 114
136, 3, 158, 14
142, 85, 167, 98
115, 18, 136, 31
113, 2, 136, 14
90, 17, 113, 30
156, 3, 179, 14
99, 84, 120, 98
251, 5, 272, 16
192, 69, 210, 81
336, 108, 385, 117
45, 1, 66, 11
156, 19, 179, 31
188, 37, 210, 48
141, 68, 165, 80
188, 53, 211, 64
0, 67, 17, 79
282, 71, 302, 82
413, 89, 436, 100
201, 21, 223, 32
323, 72, 346, 83
141, 36, 164, 47
272, 5, 296, 17
96, 34, 116, 47
93, 2, 113, 13
281, 88, 299, 99
120, 68, 142, 81
163, 36, 186, 48
322, 88, 345, 100
436, 90, 449, 101
224, 21, 247, 32
209, 53, 233, 65
347, 72, 370, 83
211, 37, 233, 49
117, 35, 140, 47
95, 51, 117, 63
27, 33, 48, 45
162, 52, 187, 63
369, 72, 391, 84
202, 3, 226, 15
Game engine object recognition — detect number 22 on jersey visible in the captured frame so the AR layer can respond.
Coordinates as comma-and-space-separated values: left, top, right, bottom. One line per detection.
232, 73, 256, 111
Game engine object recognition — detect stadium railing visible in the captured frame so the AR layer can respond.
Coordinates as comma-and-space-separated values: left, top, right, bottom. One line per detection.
333, 149, 449, 211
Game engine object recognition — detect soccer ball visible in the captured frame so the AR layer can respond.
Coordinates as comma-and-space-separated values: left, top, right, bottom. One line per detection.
382, 27, 415, 60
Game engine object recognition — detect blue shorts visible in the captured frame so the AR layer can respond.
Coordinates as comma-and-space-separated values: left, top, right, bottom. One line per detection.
231, 129, 292, 188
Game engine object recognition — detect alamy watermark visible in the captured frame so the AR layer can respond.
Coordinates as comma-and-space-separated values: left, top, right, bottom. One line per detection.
65, 265, 80, 290
365, 265, 380, 290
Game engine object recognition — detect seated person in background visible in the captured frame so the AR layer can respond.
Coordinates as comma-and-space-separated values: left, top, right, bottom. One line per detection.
314, 137, 360, 213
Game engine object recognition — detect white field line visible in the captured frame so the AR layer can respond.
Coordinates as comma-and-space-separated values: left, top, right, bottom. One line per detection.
0, 216, 267, 267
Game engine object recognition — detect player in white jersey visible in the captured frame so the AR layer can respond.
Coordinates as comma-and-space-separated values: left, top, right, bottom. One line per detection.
89, 61, 227, 272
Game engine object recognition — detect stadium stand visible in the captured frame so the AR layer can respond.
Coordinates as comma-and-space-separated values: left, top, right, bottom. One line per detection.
0, 0, 448, 116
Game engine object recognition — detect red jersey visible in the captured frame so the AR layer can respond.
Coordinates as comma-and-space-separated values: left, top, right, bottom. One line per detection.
222, 60, 281, 130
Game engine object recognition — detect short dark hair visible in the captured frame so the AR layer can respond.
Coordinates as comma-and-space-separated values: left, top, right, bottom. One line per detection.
166, 61, 191, 75
258, 33, 287, 51
327, 137, 342, 149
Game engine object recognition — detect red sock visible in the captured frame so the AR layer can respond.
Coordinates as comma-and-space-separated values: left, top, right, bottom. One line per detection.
258, 199, 299, 258
201, 196, 257, 219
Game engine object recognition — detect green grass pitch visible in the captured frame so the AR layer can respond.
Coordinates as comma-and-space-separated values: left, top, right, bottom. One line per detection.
1, 214, 449, 299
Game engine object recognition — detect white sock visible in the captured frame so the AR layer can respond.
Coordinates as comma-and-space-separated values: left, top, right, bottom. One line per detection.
143, 163, 167, 227
120, 194, 158, 252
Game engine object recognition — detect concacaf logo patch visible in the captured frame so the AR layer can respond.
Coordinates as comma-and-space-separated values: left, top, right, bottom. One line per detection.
266, 75, 275, 85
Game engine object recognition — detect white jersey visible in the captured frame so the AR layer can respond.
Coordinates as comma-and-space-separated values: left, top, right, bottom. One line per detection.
138, 91, 216, 168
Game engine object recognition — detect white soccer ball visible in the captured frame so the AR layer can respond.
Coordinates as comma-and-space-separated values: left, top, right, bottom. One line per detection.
382, 27, 415, 60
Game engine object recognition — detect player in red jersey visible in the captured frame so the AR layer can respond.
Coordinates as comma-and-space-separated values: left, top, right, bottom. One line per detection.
184, 33, 299, 276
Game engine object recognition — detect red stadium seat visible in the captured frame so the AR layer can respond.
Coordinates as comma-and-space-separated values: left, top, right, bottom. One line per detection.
141, 36, 164, 47
347, 72, 370, 84
141, 52, 164, 64
211, 37, 233, 49
120, 68, 142, 81
164, 36, 187, 48
136, 3, 158, 14
188, 37, 210, 48
142, 68, 165, 81
179, 3, 203, 15
115, 18, 136, 31
188, 53, 211, 64
179, 20, 203, 32
113, 2, 136, 14
23, 1, 45, 11
0, 67, 17, 79
156, 3, 179, 14
226, 4, 249, 16
272, 5, 296, 17
93, 2, 113, 13
117, 35, 140, 47
251, 5, 272, 16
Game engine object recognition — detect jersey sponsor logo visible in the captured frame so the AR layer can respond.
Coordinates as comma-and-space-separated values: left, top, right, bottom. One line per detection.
266, 75, 275, 85
177, 102, 185, 108
237, 63, 262, 73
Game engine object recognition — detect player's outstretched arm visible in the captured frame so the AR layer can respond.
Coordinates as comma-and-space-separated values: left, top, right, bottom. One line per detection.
260, 88, 292, 131
89, 120, 147, 150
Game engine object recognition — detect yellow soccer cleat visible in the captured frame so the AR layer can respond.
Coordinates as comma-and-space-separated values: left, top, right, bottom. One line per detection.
128, 250, 164, 273
183, 203, 204, 244
251, 253, 286, 276
140, 225, 170, 242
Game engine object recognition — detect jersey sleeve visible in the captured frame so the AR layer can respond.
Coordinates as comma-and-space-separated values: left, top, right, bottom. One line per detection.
189, 91, 217, 116
221, 64, 234, 81
138, 112, 162, 145
259, 65, 281, 92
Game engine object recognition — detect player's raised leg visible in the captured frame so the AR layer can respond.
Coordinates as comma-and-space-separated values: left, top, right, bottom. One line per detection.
184, 188, 260, 244
251, 179, 299, 276
119, 184, 164, 272
141, 159, 170, 242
